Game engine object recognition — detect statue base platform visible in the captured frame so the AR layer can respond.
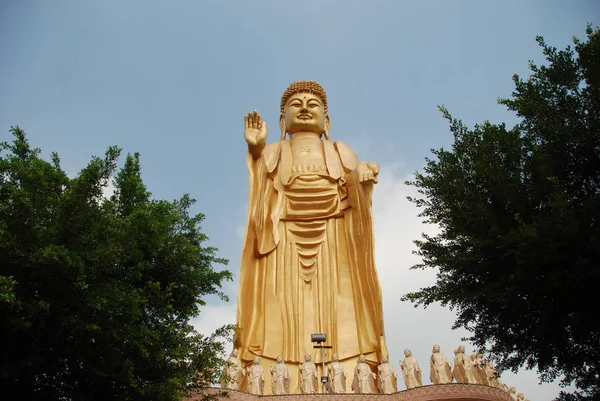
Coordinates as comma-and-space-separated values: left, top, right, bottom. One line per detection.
184, 384, 511, 401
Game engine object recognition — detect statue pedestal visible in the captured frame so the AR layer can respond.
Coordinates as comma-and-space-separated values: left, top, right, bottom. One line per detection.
184, 384, 512, 401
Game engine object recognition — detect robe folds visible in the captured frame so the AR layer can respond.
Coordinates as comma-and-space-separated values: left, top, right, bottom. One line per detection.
235, 139, 387, 369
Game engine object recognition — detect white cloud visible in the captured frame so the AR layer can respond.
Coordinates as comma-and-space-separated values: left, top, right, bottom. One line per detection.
234, 224, 245, 242
102, 179, 116, 199
192, 162, 565, 399
65, 170, 115, 203
190, 303, 237, 338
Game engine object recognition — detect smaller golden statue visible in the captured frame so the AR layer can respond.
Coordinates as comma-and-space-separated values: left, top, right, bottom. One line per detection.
470, 352, 489, 385
220, 349, 244, 390
377, 356, 398, 394
430, 344, 453, 384
246, 357, 265, 395
269, 356, 290, 395
485, 362, 508, 391
452, 345, 477, 384
352, 354, 377, 393
400, 349, 422, 389
327, 354, 347, 393
299, 354, 318, 394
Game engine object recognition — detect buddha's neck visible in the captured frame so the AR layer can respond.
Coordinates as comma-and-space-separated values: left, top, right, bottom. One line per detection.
289, 131, 322, 144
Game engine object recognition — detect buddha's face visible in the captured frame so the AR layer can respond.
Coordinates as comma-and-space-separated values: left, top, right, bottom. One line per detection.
281, 92, 329, 136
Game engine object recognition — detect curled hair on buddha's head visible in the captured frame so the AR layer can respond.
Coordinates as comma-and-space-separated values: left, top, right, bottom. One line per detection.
280, 80, 328, 114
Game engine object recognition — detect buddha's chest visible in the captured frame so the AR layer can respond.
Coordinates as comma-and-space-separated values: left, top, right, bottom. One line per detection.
290, 141, 325, 166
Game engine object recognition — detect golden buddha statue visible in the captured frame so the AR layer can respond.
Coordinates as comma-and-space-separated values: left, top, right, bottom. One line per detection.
235, 80, 388, 394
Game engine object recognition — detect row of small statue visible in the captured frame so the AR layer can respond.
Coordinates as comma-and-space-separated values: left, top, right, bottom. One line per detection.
220, 345, 529, 400
433, 344, 530, 401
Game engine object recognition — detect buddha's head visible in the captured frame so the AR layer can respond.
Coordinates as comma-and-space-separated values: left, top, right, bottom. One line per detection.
280, 80, 330, 139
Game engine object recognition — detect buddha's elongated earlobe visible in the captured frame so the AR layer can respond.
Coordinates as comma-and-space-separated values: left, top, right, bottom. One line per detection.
279, 115, 287, 140
323, 115, 331, 140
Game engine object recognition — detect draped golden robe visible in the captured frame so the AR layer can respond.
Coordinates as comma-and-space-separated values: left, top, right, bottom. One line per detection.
235, 139, 387, 392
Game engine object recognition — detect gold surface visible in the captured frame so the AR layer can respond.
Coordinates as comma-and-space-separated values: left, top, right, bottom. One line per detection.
236, 81, 387, 394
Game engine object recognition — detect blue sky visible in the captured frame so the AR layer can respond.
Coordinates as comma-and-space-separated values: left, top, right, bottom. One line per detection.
1, 1, 598, 398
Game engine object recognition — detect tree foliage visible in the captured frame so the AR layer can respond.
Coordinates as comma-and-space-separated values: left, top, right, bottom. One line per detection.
0, 127, 233, 401
404, 26, 600, 400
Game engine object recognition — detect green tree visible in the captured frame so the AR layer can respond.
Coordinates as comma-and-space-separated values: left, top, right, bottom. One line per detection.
404, 26, 600, 400
0, 127, 233, 401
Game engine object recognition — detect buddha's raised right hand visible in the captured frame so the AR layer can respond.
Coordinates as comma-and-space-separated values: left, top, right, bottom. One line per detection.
244, 110, 267, 158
